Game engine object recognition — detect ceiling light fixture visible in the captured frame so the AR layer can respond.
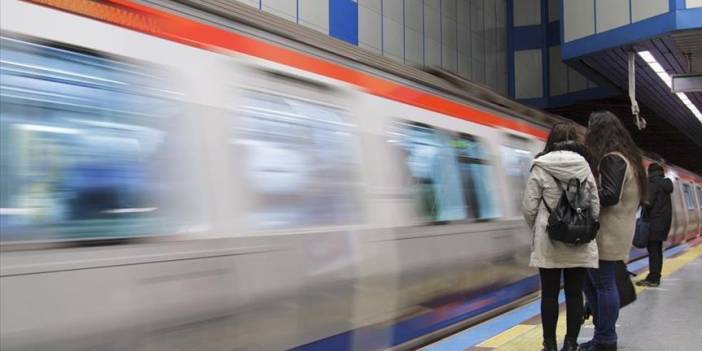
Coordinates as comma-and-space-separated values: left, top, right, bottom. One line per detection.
637, 51, 702, 122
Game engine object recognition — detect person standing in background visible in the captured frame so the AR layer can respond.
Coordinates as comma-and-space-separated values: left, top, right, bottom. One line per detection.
636, 163, 673, 287
581, 111, 647, 351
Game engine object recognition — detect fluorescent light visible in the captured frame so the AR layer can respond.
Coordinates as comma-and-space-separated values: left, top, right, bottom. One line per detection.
102, 207, 158, 214
0, 208, 36, 215
638, 51, 702, 123
637, 51, 656, 63
16, 124, 80, 134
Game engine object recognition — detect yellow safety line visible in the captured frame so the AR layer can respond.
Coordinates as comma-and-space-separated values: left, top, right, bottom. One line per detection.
476, 324, 536, 348
473, 244, 702, 350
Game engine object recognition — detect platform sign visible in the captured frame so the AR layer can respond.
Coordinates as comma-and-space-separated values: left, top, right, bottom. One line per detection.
671, 73, 702, 92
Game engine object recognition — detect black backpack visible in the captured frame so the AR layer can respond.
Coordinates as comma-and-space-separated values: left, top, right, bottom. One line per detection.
539, 170, 599, 245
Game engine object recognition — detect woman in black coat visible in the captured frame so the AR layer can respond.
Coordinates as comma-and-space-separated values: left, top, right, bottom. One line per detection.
637, 163, 673, 287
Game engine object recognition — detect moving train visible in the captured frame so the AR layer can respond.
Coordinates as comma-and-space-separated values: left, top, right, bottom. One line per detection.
1, 0, 700, 350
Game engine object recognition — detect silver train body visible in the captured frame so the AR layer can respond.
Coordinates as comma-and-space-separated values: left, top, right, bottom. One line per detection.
1, 1, 701, 350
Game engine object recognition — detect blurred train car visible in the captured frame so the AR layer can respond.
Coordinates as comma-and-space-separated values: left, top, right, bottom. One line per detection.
1, 1, 701, 350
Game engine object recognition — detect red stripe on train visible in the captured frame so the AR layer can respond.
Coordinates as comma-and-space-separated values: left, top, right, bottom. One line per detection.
23, 0, 548, 139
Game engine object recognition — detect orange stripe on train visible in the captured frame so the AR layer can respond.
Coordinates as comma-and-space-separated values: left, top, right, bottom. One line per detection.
24, 0, 548, 139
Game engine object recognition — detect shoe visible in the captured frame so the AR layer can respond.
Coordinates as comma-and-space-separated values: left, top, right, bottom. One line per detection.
592, 343, 617, 351
561, 338, 579, 351
579, 340, 594, 351
542, 339, 558, 351
636, 279, 660, 287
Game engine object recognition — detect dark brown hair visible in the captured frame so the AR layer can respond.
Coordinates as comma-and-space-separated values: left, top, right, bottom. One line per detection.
535, 121, 590, 163
585, 110, 647, 202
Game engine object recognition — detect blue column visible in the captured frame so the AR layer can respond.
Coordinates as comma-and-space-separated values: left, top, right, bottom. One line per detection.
542, 0, 549, 102
507, 0, 515, 98
329, 0, 359, 45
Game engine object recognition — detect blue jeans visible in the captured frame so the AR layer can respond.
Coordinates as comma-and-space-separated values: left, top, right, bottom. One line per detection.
584, 260, 619, 345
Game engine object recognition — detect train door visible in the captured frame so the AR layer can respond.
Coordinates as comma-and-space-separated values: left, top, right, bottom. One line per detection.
671, 178, 688, 244
682, 182, 699, 241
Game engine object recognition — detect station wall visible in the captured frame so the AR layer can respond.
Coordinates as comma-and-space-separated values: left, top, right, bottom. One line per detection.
233, 0, 508, 95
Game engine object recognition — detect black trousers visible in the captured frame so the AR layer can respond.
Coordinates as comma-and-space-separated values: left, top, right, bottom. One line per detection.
646, 241, 663, 283
539, 267, 587, 342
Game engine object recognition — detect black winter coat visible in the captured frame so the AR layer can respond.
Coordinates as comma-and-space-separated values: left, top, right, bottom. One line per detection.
644, 168, 673, 241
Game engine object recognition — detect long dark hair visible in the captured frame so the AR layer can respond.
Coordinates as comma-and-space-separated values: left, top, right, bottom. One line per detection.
585, 110, 647, 202
536, 121, 590, 163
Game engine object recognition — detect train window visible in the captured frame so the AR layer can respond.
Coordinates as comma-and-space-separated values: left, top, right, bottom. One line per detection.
0, 37, 203, 243
683, 184, 696, 210
500, 145, 533, 210
235, 90, 360, 229
389, 122, 499, 222
697, 187, 702, 209
453, 135, 500, 219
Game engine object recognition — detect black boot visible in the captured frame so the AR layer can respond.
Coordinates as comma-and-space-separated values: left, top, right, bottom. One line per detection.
542, 338, 558, 351
580, 340, 617, 351
561, 337, 579, 351
591, 343, 617, 351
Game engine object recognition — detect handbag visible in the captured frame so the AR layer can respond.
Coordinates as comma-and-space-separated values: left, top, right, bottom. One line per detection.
633, 207, 650, 249
583, 261, 637, 323
615, 260, 637, 308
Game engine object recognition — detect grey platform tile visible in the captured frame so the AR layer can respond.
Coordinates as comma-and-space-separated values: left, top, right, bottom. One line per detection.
579, 256, 702, 350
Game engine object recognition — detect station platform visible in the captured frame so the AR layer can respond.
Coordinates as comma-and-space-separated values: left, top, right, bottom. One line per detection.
422, 240, 702, 351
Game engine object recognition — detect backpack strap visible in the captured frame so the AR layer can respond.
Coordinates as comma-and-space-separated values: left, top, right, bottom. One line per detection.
533, 165, 561, 214
541, 197, 553, 214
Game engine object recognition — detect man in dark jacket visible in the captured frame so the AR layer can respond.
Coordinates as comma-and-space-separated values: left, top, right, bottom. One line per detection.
636, 163, 673, 287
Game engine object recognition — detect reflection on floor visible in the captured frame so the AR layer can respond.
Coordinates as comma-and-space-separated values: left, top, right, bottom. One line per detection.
424, 240, 702, 351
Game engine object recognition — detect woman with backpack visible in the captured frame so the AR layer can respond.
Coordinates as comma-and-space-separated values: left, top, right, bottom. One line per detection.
580, 111, 647, 351
522, 122, 600, 351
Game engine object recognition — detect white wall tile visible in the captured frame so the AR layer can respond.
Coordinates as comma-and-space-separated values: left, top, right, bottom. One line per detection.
497, 66, 507, 95
359, 5, 382, 53
262, 0, 296, 22
444, 45, 458, 71
426, 38, 442, 67
442, 0, 458, 21
471, 32, 484, 62
425, 0, 441, 10
405, 0, 423, 31
484, 0, 496, 31
515, 49, 543, 99
548, 0, 561, 22
496, 0, 507, 92
470, 0, 485, 84
564, 0, 595, 42
486, 51, 497, 90
359, 0, 381, 12
470, 0, 484, 33
458, 53, 471, 79
631, 0, 668, 22
687, 0, 702, 8
299, 0, 329, 33
405, 27, 424, 65
514, 0, 541, 26
568, 67, 588, 92
496, 0, 506, 28
549, 46, 568, 96
424, 4, 441, 41
383, 16, 404, 60
384, 0, 403, 22
472, 58, 486, 83
596, 0, 629, 33
442, 17, 458, 71
457, 0, 471, 55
